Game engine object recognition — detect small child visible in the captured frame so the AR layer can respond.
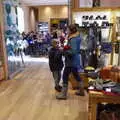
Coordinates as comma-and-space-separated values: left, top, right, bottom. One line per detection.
48, 39, 64, 92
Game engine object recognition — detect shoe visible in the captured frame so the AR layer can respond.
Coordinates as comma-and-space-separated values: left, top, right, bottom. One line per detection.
75, 82, 85, 96
56, 93, 67, 100
58, 85, 62, 90
55, 85, 62, 92
56, 84, 68, 100
75, 90, 85, 96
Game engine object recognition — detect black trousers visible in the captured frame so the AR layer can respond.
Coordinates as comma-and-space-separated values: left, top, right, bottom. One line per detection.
63, 67, 82, 85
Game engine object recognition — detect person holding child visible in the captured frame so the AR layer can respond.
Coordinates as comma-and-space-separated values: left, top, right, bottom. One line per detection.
56, 24, 85, 100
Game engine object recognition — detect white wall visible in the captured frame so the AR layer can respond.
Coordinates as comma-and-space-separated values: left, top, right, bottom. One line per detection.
30, 8, 36, 31
79, 0, 120, 7
101, 0, 120, 7
79, 0, 93, 7
20, 5, 30, 33
17, 7, 24, 33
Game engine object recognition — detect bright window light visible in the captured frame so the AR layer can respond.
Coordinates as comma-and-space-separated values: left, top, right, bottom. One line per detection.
17, 7, 24, 33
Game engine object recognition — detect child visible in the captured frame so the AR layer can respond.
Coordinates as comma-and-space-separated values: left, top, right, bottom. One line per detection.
48, 39, 63, 92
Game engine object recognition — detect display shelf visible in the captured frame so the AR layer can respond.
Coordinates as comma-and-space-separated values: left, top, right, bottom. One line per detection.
89, 91, 120, 120
72, 7, 120, 66
72, 6, 120, 120
79, 25, 113, 29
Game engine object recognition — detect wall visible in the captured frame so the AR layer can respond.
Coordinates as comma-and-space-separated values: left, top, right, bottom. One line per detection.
79, 0, 120, 7
79, 0, 93, 8
30, 7, 38, 31
38, 5, 68, 30
20, 6, 38, 32
21, 5, 30, 33
101, 0, 120, 7
20, 5, 68, 32
30, 8, 36, 31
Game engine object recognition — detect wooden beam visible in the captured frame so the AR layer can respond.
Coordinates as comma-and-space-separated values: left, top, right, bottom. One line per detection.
71, 0, 79, 9
0, 2, 9, 80
72, 7, 120, 12
111, 11, 116, 65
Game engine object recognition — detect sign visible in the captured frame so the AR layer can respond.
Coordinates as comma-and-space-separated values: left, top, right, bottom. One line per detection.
38, 22, 49, 33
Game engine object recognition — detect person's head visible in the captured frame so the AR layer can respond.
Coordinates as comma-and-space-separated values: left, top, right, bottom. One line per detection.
68, 24, 77, 34
51, 39, 59, 48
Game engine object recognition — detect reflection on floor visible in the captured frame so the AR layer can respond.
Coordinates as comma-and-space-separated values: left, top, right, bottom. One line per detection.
0, 58, 88, 120
8, 56, 49, 63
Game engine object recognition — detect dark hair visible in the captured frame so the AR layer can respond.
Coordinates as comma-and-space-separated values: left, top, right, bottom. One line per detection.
68, 24, 77, 34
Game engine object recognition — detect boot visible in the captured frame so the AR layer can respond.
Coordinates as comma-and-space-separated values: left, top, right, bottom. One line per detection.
56, 84, 68, 100
75, 82, 85, 96
55, 85, 62, 92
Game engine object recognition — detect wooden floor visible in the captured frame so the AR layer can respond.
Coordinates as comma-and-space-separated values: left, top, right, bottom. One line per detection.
0, 58, 88, 120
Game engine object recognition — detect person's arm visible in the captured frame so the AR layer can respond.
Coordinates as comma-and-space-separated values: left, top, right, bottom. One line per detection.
54, 49, 63, 61
48, 49, 53, 59
64, 38, 77, 56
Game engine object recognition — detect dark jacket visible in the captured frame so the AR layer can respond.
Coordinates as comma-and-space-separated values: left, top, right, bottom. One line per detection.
48, 47, 63, 71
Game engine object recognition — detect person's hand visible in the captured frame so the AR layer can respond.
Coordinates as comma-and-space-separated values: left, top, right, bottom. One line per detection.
64, 45, 71, 50
59, 46, 64, 52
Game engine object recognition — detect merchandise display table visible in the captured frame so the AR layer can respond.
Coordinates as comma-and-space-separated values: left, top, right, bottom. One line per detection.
89, 91, 120, 120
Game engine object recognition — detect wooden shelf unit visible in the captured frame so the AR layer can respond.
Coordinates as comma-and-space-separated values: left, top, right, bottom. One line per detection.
89, 91, 120, 120
72, 7, 120, 66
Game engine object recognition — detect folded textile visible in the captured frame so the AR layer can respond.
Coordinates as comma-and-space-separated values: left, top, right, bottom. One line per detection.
89, 78, 103, 90
111, 84, 120, 94
103, 82, 117, 88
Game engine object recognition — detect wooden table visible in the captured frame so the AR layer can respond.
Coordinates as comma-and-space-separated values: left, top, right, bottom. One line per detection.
89, 91, 120, 120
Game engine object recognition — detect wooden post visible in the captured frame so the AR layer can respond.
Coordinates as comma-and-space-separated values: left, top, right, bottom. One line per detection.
71, 0, 79, 9
0, 1, 9, 80
111, 11, 116, 65
68, 0, 72, 25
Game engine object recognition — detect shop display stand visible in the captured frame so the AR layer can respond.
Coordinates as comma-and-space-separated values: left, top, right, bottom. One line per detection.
72, 7, 120, 120
88, 91, 120, 120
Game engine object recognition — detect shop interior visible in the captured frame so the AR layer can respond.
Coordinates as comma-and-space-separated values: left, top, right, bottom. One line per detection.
72, 7, 120, 120
0, 0, 120, 120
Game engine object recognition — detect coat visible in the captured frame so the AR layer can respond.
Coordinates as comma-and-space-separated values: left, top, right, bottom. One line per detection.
64, 32, 81, 69
48, 47, 63, 71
